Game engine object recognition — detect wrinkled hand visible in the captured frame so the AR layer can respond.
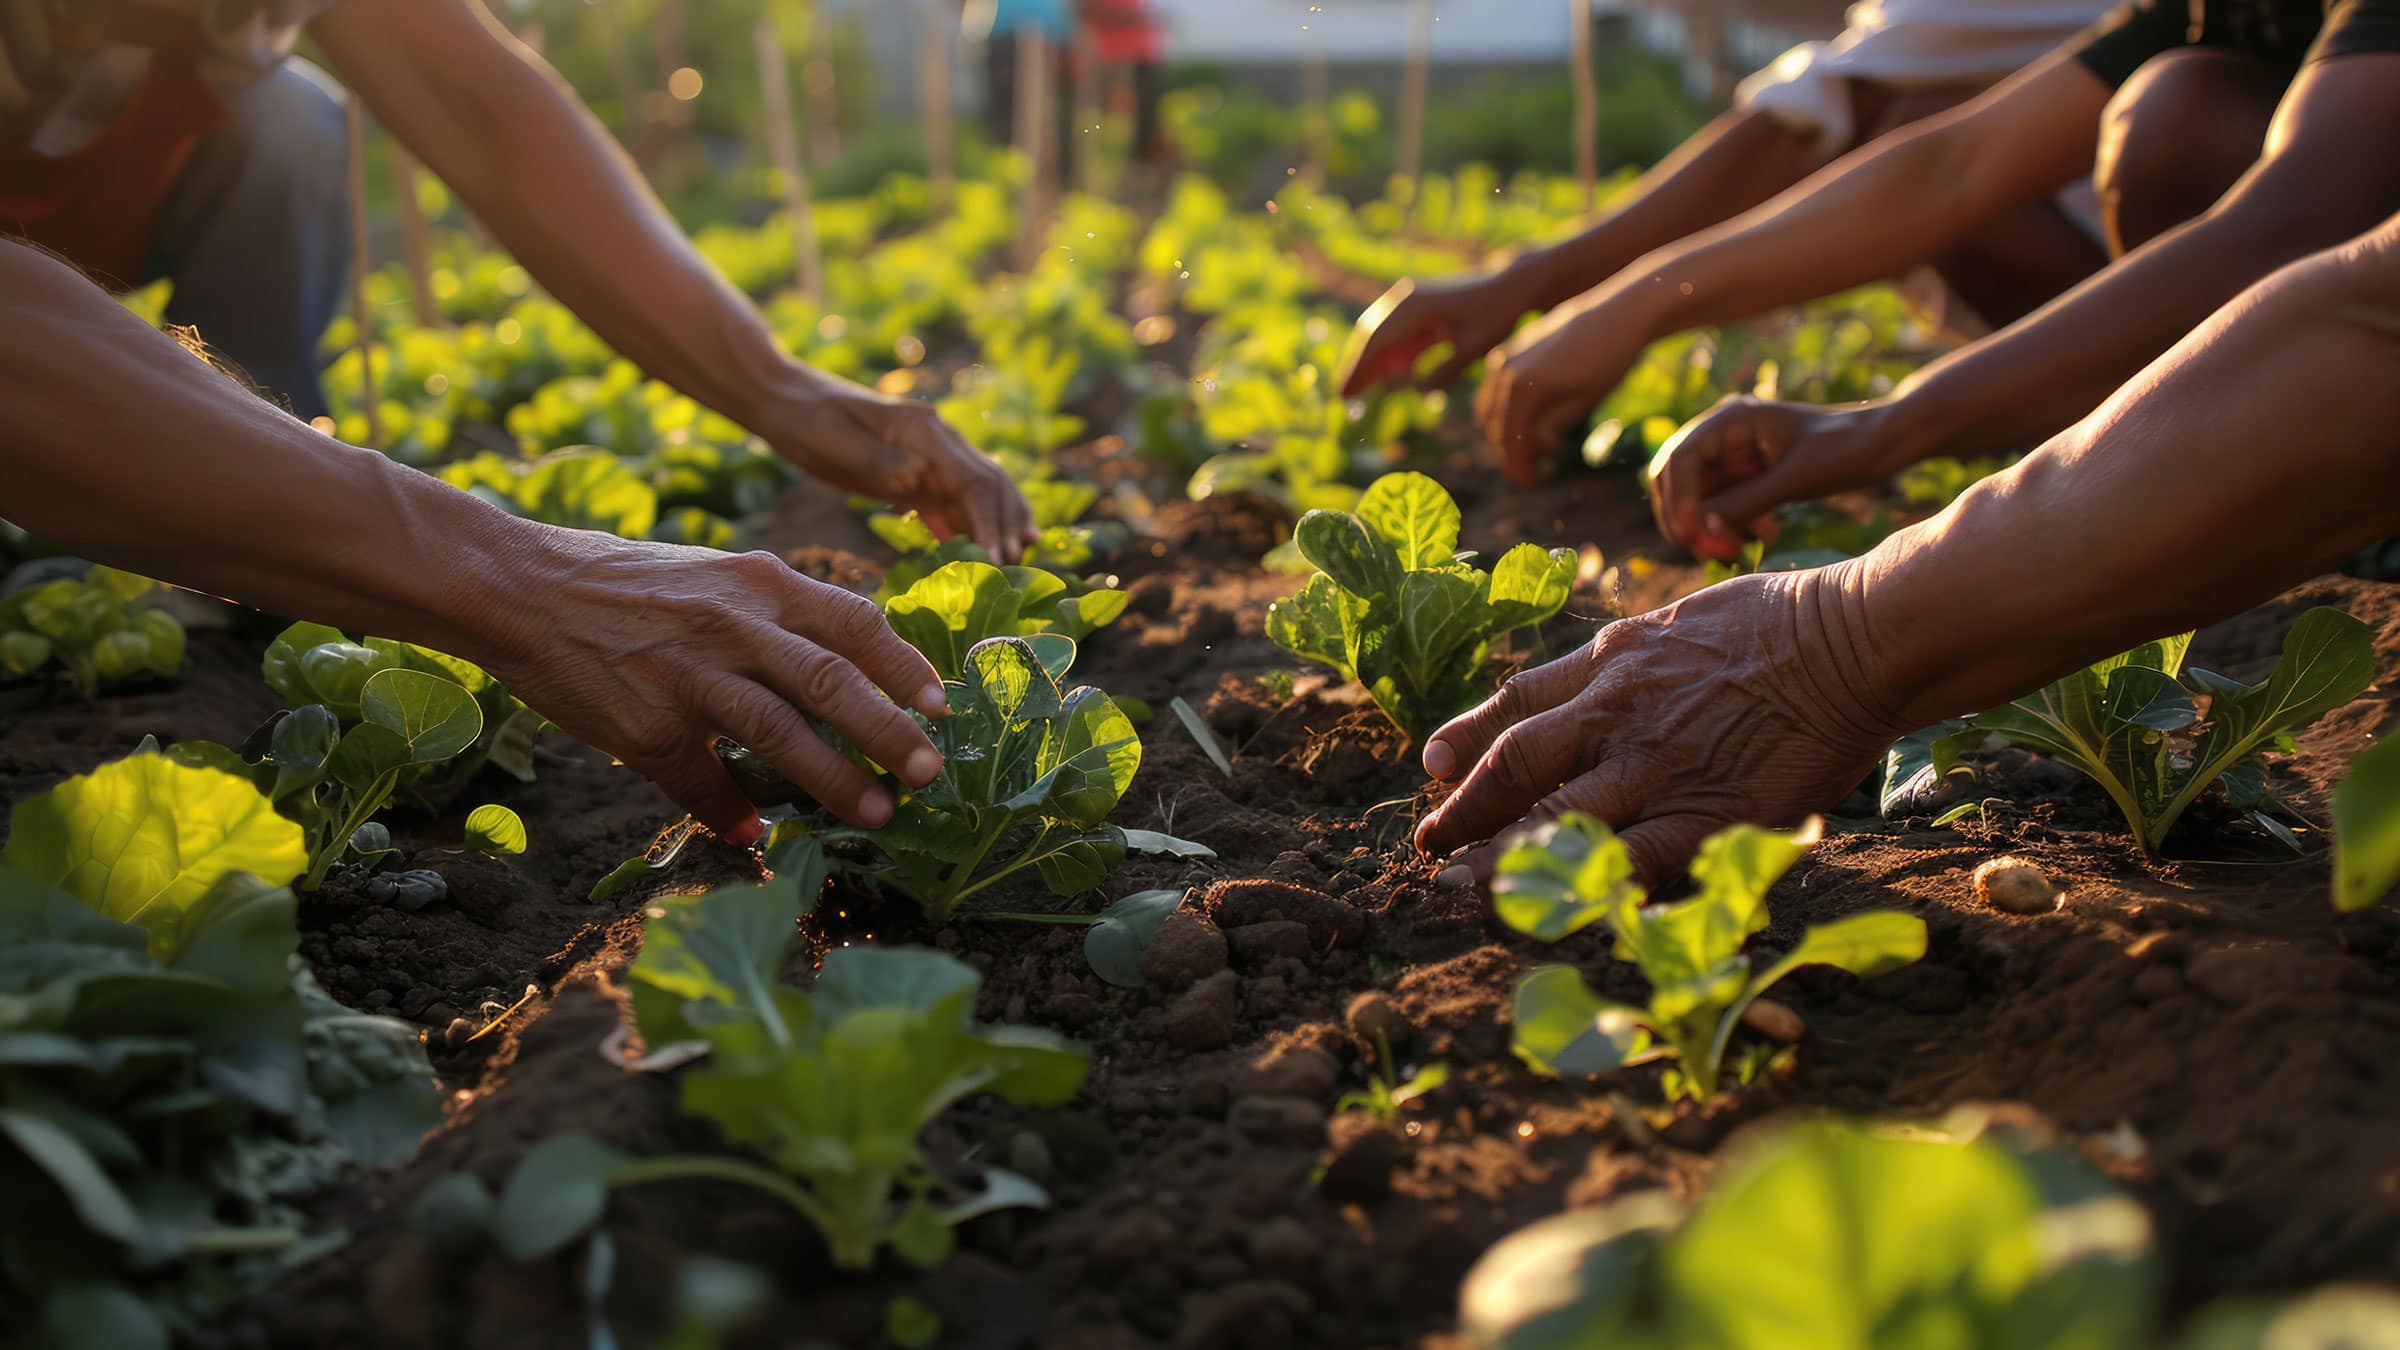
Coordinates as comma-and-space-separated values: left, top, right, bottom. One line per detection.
1414, 570, 1908, 882
481, 537, 950, 844
767, 375, 1036, 563
1474, 300, 1649, 489
1646, 396, 1897, 562
1337, 272, 1535, 399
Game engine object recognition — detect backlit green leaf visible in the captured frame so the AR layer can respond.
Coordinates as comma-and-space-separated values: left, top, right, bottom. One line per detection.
1356, 470, 1460, 569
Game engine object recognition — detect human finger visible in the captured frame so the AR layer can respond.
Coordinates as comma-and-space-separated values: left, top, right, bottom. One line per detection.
1421, 649, 1595, 780
711, 676, 896, 828
1425, 758, 1652, 885
1338, 283, 1429, 397
775, 574, 948, 719
646, 741, 767, 845
1615, 813, 1723, 885
753, 629, 941, 788
1415, 703, 1605, 858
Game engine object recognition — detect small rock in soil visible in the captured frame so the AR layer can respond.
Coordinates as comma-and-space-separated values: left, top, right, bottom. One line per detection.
1345, 990, 1412, 1047
1740, 997, 1805, 1044
1247, 1215, 1319, 1269
1007, 1131, 1055, 1182
1206, 878, 1363, 948
1241, 1045, 1340, 1101
1228, 919, 1311, 965
1144, 911, 1230, 990
1165, 970, 1240, 1050
1974, 857, 2060, 914
1319, 1112, 1403, 1204
1230, 1094, 1327, 1145
1089, 1211, 1179, 1276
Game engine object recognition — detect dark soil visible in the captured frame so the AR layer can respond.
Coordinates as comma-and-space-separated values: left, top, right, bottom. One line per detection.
13, 425, 2400, 1347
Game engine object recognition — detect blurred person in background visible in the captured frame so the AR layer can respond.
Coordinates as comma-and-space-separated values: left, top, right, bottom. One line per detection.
967, 0, 1074, 148
1081, 0, 1166, 173
1340, 0, 2115, 401
3, 0, 1037, 848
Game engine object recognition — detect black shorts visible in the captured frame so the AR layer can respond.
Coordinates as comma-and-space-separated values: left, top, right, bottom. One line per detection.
2073, 0, 2400, 86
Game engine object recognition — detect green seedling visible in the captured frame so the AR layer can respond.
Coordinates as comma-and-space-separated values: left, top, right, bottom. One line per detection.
1498, 814, 1924, 1101
883, 559, 1128, 681
1266, 471, 1574, 743
1335, 1033, 1450, 1121
0, 566, 185, 699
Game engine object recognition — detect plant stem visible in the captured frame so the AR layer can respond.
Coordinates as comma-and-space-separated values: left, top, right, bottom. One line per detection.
303, 772, 399, 890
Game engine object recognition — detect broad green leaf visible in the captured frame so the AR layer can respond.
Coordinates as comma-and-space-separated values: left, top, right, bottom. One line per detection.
40, 1285, 169, 1350
298, 641, 380, 716
1265, 573, 1358, 679
1119, 829, 1215, 858
1493, 813, 1646, 942
935, 1167, 1052, 1225
493, 1132, 632, 1262
5, 756, 306, 947
1294, 508, 1404, 601
1023, 632, 1078, 683
463, 804, 528, 856
886, 560, 1025, 681
1356, 470, 1461, 569
1051, 588, 1129, 642
1487, 544, 1576, 632
2333, 736, 2400, 911
811, 944, 982, 1024
1030, 824, 1127, 896
360, 668, 484, 765
261, 621, 350, 709
327, 723, 412, 793
2169, 608, 2374, 841
269, 705, 340, 802
1717, 911, 1927, 1072
0, 1106, 145, 1242
1392, 567, 1490, 706
1046, 689, 1141, 826
1459, 1195, 1683, 1350
629, 881, 811, 1053
1512, 965, 1647, 1079
515, 450, 660, 538
1084, 888, 1184, 988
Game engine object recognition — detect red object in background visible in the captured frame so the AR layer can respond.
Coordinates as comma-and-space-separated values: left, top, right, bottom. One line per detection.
1082, 0, 1162, 64
0, 54, 228, 286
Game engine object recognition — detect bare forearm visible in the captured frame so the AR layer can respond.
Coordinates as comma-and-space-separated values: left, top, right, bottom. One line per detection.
317, 0, 818, 436
0, 243, 540, 665
1846, 223, 2400, 725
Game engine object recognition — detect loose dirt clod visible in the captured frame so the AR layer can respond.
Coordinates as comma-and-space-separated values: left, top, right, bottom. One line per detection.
1205, 878, 1364, 947
1241, 1044, 1340, 1101
1740, 997, 1805, 1044
1319, 1111, 1403, 1204
1143, 910, 1229, 990
1345, 990, 1412, 1047
1230, 1094, 1327, 1145
1164, 969, 1240, 1050
1973, 856, 2060, 914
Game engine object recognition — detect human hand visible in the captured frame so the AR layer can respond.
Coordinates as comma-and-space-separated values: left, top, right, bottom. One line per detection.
476, 536, 951, 845
1413, 568, 1909, 882
1474, 298, 1651, 489
1645, 397, 1900, 562
763, 373, 1036, 563
1337, 271, 1538, 398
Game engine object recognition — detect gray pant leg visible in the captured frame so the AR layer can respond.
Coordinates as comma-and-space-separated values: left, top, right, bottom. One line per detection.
146, 59, 352, 423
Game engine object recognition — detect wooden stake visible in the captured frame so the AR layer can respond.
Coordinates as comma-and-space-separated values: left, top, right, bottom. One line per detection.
1396, 0, 1433, 189
803, 56, 843, 169
1072, 23, 1103, 194
390, 141, 441, 327
916, 0, 956, 205
1015, 27, 1056, 260
1570, 0, 1598, 210
755, 17, 825, 302
343, 96, 380, 451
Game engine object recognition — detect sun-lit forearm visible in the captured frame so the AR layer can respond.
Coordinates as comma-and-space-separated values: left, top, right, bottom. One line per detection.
316, 0, 817, 437
1844, 225, 2400, 726
1577, 57, 2102, 348
0, 243, 543, 665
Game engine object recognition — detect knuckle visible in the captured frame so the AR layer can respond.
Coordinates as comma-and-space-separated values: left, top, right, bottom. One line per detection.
792, 648, 862, 711
1489, 727, 1542, 787
730, 549, 791, 585
821, 590, 887, 648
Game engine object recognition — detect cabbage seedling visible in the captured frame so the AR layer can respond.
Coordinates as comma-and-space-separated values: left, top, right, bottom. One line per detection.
1499, 814, 1924, 1101
1932, 608, 2372, 853
1266, 471, 1573, 743
0, 565, 185, 699
883, 559, 1128, 681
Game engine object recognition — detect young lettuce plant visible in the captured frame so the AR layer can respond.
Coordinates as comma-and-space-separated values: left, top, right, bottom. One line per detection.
883, 559, 1129, 681
868, 477, 1121, 603
1925, 608, 2373, 853
2, 755, 440, 1344
0, 565, 185, 699
1499, 814, 1924, 1102
1458, 1115, 2159, 1350
1265, 471, 1575, 743
443, 871, 1085, 1272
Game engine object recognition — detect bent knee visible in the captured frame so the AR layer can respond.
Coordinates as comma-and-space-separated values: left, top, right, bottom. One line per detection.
2096, 50, 2277, 251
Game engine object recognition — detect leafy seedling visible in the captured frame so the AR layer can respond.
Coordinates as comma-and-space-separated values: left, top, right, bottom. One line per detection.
1933, 609, 2373, 854
1458, 1115, 2159, 1349
1266, 471, 1573, 742
0, 565, 185, 700
465, 877, 1087, 1272
1335, 1033, 1450, 1121
2332, 736, 2400, 911
1498, 814, 1924, 1101
883, 559, 1128, 681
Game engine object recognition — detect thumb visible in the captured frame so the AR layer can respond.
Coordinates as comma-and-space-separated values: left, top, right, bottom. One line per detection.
1698, 460, 1810, 543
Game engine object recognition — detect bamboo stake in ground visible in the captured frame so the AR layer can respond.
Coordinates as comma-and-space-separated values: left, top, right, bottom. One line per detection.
917, 0, 956, 206
803, 56, 843, 169
343, 97, 380, 451
390, 141, 441, 327
1015, 27, 1056, 264
754, 18, 826, 302
1395, 0, 1433, 189
1571, 0, 1598, 210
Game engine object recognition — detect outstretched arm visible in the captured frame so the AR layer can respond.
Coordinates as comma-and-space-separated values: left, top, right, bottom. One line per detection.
1417, 209, 2400, 879
1471, 52, 2109, 480
309, 0, 1034, 558
1, 242, 949, 843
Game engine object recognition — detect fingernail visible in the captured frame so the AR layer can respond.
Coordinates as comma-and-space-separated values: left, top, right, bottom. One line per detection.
1436, 864, 1473, 889
903, 746, 943, 787
856, 790, 894, 828
915, 684, 949, 718
1423, 740, 1456, 778
726, 813, 765, 848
